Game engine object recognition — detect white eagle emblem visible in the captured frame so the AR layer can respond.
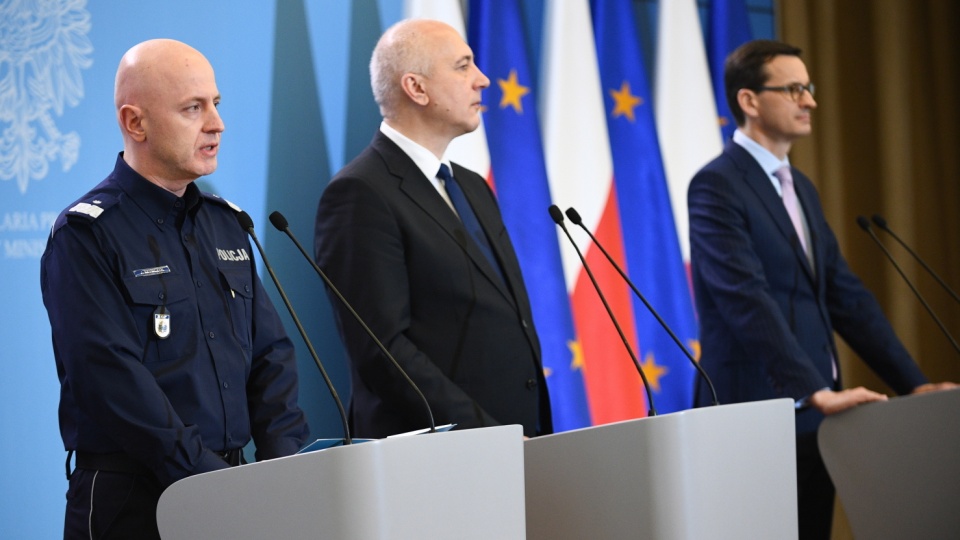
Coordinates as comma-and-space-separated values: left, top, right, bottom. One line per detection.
0, 0, 93, 194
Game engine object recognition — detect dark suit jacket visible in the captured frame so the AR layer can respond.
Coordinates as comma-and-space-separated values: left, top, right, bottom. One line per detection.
314, 131, 552, 438
688, 141, 926, 437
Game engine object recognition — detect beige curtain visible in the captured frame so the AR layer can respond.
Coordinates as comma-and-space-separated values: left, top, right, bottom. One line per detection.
779, 1, 960, 536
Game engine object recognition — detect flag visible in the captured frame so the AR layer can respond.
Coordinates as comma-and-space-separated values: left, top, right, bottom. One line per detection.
541, 0, 649, 423
707, 0, 753, 141
403, 0, 491, 180
468, 0, 591, 431
654, 0, 723, 264
591, 0, 700, 413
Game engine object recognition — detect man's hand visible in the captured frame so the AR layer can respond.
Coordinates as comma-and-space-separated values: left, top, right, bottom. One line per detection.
809, 387, 888, 415
911, 382, 958, 394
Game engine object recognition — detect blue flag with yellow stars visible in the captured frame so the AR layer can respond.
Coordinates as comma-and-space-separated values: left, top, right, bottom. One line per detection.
591, 0, 701, 413
469, 0, 591, 431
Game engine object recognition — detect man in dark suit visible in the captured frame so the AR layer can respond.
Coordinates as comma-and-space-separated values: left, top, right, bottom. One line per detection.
314, 19, 551, 439
688, 40, 953, 539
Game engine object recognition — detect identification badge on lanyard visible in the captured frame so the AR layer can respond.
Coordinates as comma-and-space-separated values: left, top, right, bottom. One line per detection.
153, 306, 171, 339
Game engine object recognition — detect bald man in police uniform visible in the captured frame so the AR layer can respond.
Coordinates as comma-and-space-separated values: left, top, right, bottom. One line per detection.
41, 39, 308, 539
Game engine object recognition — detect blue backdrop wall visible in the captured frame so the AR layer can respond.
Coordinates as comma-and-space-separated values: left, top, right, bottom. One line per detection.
0, 1, 772, 536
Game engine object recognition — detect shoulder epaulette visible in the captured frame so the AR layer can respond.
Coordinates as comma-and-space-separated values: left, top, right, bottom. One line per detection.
64, 193, 120, 224
50, 193, 119, 237
202, 191, 242, 213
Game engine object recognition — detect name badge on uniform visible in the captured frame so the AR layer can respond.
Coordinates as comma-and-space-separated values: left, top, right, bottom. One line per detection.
153, 306, 171, 339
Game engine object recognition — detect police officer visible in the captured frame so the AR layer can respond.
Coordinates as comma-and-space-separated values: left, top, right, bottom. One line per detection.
40, 39, 309, 539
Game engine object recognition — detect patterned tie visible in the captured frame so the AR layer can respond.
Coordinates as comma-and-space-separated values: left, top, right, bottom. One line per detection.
438, 164, 504, 283
774, 166, 809, 255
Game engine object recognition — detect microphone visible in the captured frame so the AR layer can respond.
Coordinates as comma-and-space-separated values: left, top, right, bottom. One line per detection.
871, 214, 960, 305
235, 211, 352, 444
549, 205, 657, 416
564, 207, 719, 406
856, 216, 960, 356
268, 211, 437, 433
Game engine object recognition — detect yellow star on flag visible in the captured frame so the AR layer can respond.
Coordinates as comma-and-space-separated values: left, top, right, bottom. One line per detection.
498, 69, 530, 113
567, 339, 585, 371
687, 339, 701, 362
609, 80, 643, 122
640, 351, 668, 393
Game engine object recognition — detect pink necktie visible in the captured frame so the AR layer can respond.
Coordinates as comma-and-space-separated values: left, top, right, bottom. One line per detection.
775, 167, 835, 380
774, 166, 809, 254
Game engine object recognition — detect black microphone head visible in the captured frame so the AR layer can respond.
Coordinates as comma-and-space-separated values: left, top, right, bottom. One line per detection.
548, 205, 564, 225
565, 207, 583, 226
871, 214, 888, 230
269, 211, 289, 231
855, 215, 871, 231
236, 210, 255, 232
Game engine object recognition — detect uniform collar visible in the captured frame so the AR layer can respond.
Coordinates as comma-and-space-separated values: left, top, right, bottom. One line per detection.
114, 153, 201, 228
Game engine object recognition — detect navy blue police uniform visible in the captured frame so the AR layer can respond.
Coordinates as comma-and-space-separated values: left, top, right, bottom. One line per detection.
41, 153, 309, 539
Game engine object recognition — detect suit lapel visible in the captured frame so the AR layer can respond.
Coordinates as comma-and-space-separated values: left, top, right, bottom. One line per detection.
372, 134, 516, 304
728, 143, 816, 283
792, 173, 825, 287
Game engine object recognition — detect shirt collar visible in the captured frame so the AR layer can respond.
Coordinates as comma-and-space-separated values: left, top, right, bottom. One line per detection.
732, 129, 791, 176
732, 130, 792, 196
379, 121, 451, 179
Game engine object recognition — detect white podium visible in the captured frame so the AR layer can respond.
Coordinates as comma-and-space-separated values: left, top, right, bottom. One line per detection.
156, 425, 526, 539
819, 387, 960, 539
524, 399, 798, 539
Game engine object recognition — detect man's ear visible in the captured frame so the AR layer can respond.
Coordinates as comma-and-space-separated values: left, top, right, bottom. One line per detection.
118, 105, 146, 142
737, 88, 760, 121
400, 72, 429, 106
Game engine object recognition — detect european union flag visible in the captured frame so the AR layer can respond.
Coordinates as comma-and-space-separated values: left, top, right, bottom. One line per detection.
707, 0, 754, 140
591, 0, 700, 413
469, 0, 591, 431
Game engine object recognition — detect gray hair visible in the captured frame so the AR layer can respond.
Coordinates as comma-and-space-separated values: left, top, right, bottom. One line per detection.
369, 19, 435, 118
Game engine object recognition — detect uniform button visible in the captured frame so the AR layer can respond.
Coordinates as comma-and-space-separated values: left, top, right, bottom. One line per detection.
157, 218, 164, 225
526, 378, 538, 389
158, 292, 165, 300
223, 381, 229, 389
244, 285, 251, 293
196, 280, 202, 287
208, 331, 215, 339
521, 319, 529, 329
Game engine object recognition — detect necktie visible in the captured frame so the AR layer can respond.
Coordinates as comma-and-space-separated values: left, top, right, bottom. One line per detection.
774, 166, 809, 255
438, 164, 504, 283
775, 166, 835, 380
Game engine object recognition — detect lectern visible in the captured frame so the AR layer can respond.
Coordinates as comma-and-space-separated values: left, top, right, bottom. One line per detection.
819, 387, 960, 539
524, 399, 798, 539
156, 425, 526, 539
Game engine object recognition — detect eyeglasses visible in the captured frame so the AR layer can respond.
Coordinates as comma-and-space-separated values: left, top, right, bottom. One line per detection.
756, 82, 815, 102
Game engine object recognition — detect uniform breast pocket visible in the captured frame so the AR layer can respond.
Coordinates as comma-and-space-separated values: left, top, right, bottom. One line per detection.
219, 266, 254, 351
121, 273, 193, 363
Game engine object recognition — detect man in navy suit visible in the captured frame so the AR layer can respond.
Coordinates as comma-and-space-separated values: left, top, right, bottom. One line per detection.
314, 19, 551, 439
688, 40, 952, 539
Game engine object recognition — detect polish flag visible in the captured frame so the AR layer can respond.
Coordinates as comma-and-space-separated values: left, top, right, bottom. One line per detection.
654, 0, 724, 263
541, 0, 648, 423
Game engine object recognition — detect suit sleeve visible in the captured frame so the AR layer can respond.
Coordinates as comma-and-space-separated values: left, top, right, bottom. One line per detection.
314, 175, 500, 431
688, 170, 832, 399
808, 204, 927, 395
